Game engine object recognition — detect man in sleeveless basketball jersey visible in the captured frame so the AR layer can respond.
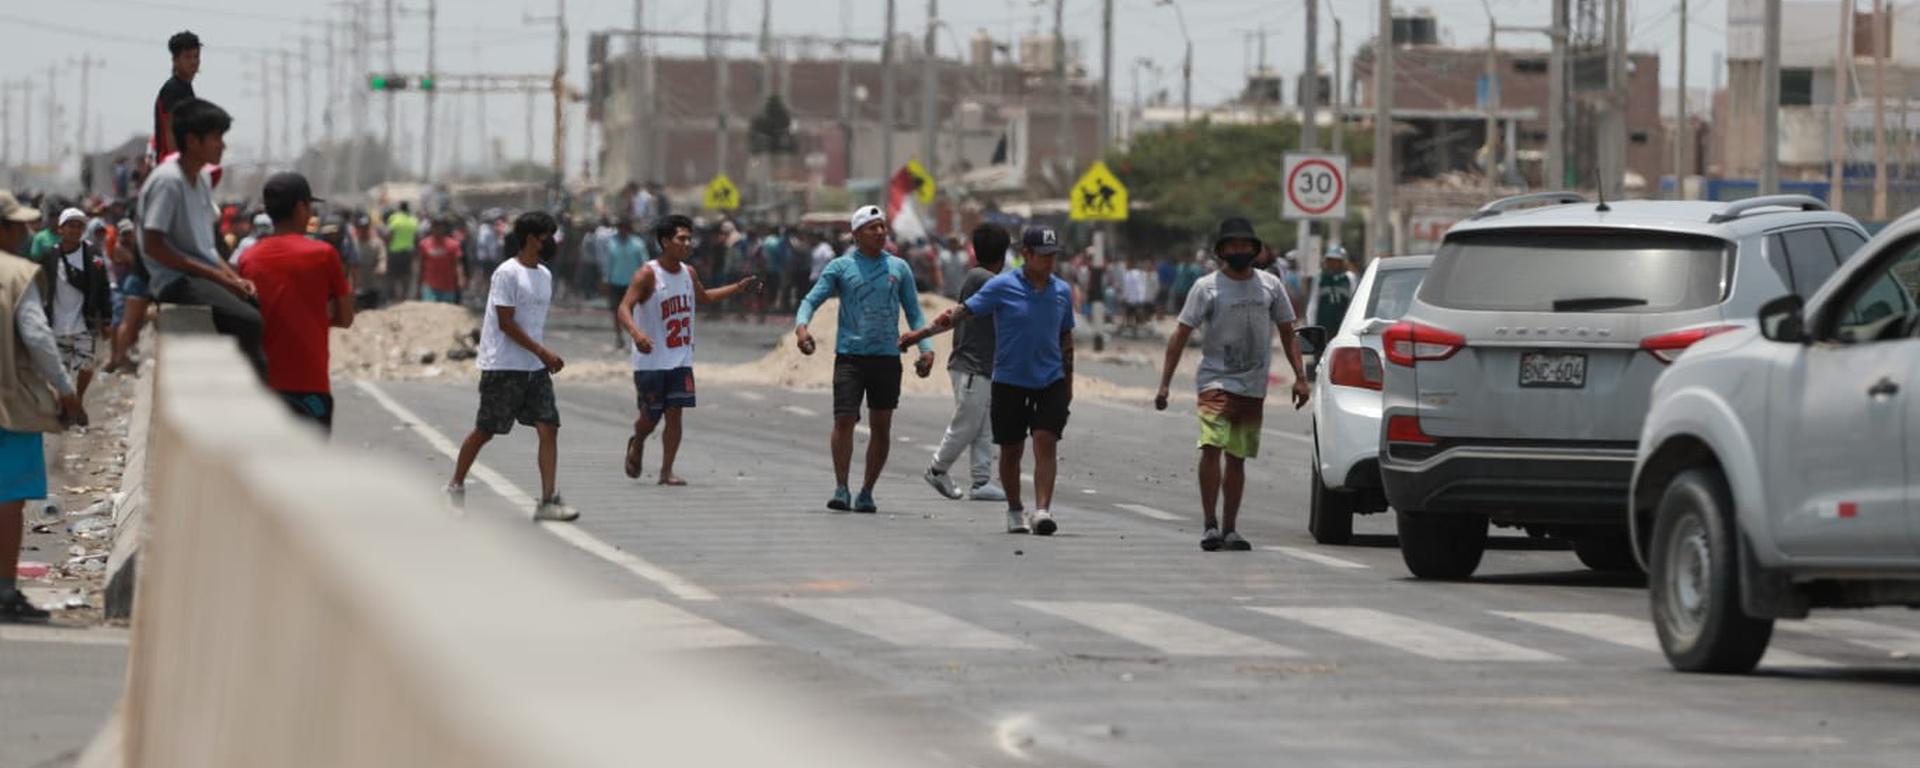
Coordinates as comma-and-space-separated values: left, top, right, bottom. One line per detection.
617, 214, 760, 484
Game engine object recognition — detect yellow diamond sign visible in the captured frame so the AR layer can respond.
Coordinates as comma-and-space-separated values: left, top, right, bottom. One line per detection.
906, 159, 936, 206
1069, 161, 1128, 222
703, 173, 740, 211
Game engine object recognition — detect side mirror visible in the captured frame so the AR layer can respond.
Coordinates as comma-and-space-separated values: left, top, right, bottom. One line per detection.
1296, 325, 1330, 354
1758, 294, 1807, 343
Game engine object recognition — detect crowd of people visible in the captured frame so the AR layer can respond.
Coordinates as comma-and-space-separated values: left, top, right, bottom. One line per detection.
0, 27, 1364, 624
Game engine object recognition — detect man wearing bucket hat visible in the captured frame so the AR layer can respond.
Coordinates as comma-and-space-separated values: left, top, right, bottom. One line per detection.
1154, 217, 1311, 552
794, 205, 936, 514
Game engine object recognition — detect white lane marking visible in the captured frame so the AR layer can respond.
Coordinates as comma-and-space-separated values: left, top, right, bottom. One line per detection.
1260, 428, 1314, 445
779, 405, 818, 418
1080, 488, 1097, 494
770, 597, 1028, 650
1779, 617, 1920, 657
1114, 503, 1182, 521
1495, 611, 1837, 668
734, 391, 767, 402
1018, 600, 1304, 657
855, 424, 872, 436
1261, 546, 1371, 570
610, 599, 763, 650
354, 380, 718, 601
1020, 473, 1035, 483
0, 626, 131, 646
994, 714, 1038, 762
1252, 606, 1563, 662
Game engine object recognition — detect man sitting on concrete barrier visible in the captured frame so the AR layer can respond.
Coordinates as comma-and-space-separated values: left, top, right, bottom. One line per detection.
0, 191, 86, 623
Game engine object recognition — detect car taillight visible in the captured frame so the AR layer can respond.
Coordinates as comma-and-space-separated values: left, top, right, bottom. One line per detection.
1327, 347, 1384, 390
1382, 321, 1467, 367
1640, 325, 1739, 364
1385, 415, 1438, 445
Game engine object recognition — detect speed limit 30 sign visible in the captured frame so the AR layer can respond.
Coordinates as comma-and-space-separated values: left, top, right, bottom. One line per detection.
1282, 153, 1348, 221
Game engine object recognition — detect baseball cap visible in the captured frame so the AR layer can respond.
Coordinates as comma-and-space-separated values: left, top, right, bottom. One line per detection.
261, 172, 323, 211
58, 207, 88, 227
850, 204, 885, 232
0, 191, 40, 224
1020, 225, 1062, 256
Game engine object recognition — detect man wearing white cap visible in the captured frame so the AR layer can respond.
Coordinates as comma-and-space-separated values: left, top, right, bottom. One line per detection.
229, 212, 273, 268
40, 209, 112, 403
794, 204, 935, 513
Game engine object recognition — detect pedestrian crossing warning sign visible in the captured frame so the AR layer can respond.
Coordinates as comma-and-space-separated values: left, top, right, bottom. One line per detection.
704, 174, 740, 211
1069, 161, 1128, 222
906, 159, 937, 205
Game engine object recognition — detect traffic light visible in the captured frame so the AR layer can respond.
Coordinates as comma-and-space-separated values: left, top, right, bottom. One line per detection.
418, 76, 435, 91
368, 74, 410, 91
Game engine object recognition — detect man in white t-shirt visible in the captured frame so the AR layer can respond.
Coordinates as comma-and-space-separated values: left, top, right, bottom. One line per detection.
445, 211, 577, 522
1154, 217, 1311, 552
41, 208, 112, 403
615, 214, 759, 485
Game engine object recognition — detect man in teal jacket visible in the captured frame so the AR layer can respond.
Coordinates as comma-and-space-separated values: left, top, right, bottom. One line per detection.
795, 205, 935, 513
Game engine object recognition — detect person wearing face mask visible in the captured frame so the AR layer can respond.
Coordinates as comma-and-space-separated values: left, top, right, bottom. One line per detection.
444, 211, 577, 523
1153, 217, 1311, 552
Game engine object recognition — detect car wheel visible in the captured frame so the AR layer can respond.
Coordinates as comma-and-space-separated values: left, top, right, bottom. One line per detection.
1395, 510, 1487, 579
1648, 467, 1773, 674
1309, 462, 1355, 545
1572, 531, 1642, 573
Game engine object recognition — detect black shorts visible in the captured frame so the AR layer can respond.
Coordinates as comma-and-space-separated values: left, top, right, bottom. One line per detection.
832, 354, 902, 417
476, 369, 560, 434
278, 391, 335, 433
991, 379, 1071, 445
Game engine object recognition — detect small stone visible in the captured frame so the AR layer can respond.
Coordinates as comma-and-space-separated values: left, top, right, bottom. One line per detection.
1014, 549, 1024, 556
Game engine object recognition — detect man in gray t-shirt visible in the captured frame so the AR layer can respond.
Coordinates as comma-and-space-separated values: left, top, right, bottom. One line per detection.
136, 97, 267, 378
1154, 217, 1310, 552
922, 224, 1010, 503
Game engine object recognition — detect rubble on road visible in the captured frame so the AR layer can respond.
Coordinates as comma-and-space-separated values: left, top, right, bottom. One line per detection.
330, 302, 483, 380
15, 370, 140, 623
703, 295, 963, 395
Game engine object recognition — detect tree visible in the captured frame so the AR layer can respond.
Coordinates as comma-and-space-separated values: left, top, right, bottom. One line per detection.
748, 96, 798, 156
1110, 120, 1371, 255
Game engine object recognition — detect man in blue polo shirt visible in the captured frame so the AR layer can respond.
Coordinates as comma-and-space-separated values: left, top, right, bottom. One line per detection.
901, 225, 1075, 535
796, 205, 936, 513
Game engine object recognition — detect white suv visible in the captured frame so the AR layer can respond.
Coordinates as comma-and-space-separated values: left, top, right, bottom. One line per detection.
1632, 207, 1920, 673
1309, 254, 1432, 543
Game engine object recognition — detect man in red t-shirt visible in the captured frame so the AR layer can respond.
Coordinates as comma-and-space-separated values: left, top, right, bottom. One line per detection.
238, 172, 354, 432
415, 218, 464, 304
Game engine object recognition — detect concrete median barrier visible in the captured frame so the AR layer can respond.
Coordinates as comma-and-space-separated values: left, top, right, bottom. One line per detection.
95, 320, 896, 767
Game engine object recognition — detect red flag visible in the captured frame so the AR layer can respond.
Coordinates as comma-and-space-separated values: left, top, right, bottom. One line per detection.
887, 166, 920, 221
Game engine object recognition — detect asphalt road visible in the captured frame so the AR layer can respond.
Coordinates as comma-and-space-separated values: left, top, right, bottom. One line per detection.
329, 313, 1920, 767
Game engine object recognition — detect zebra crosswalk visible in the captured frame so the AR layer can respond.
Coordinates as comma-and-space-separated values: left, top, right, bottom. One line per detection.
602, 595, 1920, 670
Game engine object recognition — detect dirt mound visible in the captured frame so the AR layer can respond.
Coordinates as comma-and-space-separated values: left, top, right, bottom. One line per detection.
703, 295, 963, 394
330, 302, 482, 380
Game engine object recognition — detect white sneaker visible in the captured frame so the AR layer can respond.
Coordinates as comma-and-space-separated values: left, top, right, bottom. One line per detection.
924, 467, 962, 500
443, 483, 466, 512
1006, 508, 1030, 534
534, 494, 579, 522
968, 483, 1007, 502
1029, 509, 1057, 536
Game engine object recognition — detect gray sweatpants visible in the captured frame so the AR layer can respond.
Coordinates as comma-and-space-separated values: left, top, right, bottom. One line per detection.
931, 369, 995, 487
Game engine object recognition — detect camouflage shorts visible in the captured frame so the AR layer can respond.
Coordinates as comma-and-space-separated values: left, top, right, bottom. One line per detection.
475, 369, 560, 435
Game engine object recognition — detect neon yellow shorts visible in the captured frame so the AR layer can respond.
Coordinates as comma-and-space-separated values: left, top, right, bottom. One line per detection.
1195, 390, 1266, 459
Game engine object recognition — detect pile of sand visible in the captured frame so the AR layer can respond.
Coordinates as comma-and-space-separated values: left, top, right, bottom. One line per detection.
330, 302, 483, 380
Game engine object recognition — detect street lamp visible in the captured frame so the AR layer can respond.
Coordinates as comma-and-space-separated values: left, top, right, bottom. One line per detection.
1156, 0, 1193, 123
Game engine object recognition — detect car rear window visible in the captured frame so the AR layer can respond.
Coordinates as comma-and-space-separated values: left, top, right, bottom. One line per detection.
1366, 267, 1427, 321
1423, 229, 1731, 313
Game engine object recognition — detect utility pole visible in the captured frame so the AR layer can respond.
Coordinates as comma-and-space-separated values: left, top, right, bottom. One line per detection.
882, 0, 897, 179
1, 80, 12, 172
1674, 0, 1687, 198
74, 55, 100, 167
384, 0, 397, 182
553, 0, 568, 183
346, 0, 367, 195
1052, 0, 1068, 168
627, 0, 647, 184
710, 0, 730, 180
424, 0, 437, 183
921, 0, 938, 176
1873, 0, 1888, 219
322, 24, 336, 191
1830, 0, 1849, 210
1093, 0, 1114, 352
1761, 0, 1781, 194
1597, 0, 1626, 199
1373, 0, 1394, 257
1548, 0, 1566, 189
281, 50, 293, 160
301, 35, 314, 153
1331, 7, 1343, 155
44, 67, 56, 167
1299, 0, 1319, 261
259, 53, 273, 166
1483, 12, 1498, 196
